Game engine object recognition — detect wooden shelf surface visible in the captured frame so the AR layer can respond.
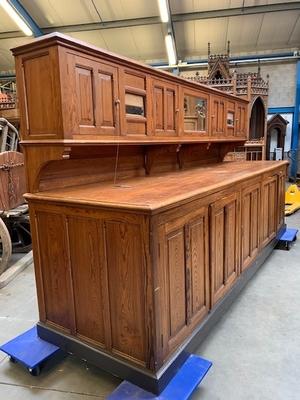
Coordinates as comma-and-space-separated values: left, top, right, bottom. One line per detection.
26, 161, 288, 213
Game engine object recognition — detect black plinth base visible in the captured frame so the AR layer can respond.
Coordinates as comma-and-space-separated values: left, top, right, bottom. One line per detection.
37, 227, 283, 395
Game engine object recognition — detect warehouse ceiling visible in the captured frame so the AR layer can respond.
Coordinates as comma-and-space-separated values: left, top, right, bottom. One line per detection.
0, 0, 300, 71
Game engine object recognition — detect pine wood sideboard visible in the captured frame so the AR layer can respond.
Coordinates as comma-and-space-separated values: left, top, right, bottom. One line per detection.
12, 33, 287, 394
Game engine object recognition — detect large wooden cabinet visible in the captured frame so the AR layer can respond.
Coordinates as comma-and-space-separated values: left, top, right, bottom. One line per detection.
14, 33, 248, 144
12, 33, 287, 395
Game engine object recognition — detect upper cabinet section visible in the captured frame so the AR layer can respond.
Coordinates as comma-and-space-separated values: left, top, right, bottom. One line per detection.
13, 33, 249, 143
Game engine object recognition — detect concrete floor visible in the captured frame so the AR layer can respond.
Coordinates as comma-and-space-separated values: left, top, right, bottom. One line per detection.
0, 212, 300, 399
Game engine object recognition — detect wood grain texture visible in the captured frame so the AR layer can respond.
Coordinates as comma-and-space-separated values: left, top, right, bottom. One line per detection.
13, 32, 287, 379
35, 212, 72, 330
68, 217, 106, 346
14, 33, 248, 145
241, 183, 260, 271
210, 192, 240, 306
105, 221, 146, 364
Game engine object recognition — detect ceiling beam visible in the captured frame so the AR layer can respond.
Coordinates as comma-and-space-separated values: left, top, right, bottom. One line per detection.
8, 0, 43, 37
0, 2, 299, 39
165, 0, 178, 67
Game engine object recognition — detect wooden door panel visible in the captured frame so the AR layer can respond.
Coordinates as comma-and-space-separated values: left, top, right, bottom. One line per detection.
153, 85, 164, 132
75, 66, 95, 127
241, 184, 260, 271
211, 96, 226, 136
278, 171, 286, 228
105, 221, 146, 364
225, 201, 237, 280
236, 103, 247, 138
167, 229, 186, 336
152, 80, 178, 136
165, 88, 176, 132
185, 212, 209, 324
157, 207, 209, 360
95, 63, 119, 135
210, 192, 240, 306
261, 175, 278, 246
36, 212, 72, 330
68, 217, 106, 346
188, 218, 205, 315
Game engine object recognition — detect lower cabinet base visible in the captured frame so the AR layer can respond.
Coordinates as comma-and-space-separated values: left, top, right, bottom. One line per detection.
37, 226, 284, 395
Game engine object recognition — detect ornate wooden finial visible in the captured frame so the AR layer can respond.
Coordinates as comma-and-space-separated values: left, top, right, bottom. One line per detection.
227, 41, 230, 56
208, 42, 211, 57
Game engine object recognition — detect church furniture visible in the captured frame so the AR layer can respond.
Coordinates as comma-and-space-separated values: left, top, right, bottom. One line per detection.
12, 33, 287, 394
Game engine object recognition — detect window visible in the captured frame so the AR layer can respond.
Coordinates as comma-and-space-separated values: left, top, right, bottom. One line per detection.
125, 93, 145, 116
184, 95, 207, 131
227, 112, 234, 126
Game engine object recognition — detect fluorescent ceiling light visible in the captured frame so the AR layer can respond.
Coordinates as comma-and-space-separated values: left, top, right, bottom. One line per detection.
157, 0, 169, 23
0, 0, 32, 36
165, 34, 176, 65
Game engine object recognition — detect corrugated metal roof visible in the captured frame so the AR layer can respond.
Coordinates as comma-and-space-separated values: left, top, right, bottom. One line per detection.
0, 0, 299, 71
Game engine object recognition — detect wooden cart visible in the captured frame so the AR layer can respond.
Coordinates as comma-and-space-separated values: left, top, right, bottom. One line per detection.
0, 119, 31, 275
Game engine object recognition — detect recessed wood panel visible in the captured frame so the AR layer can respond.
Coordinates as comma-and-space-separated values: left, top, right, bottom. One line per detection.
211, 96, 226, 136
213, 209, 225, 293
125, 72, 146, 90
242, 192, 251, 263
261, 175, 278, 245
167, 229, 186, 337
95, 62, 119, 135
154, 86, 164, 131
68, 217, 106, 346
187, 217, 207, 317
236, 103, 247, 138
23, 52, 60, 136
75, 66, 95, 126
166, 89, 176, 131
210, 192, 239, 306
225, 201, 237, 279
251, 188, 259, 253
36, 212, 72, 329
105, 221, 146, 363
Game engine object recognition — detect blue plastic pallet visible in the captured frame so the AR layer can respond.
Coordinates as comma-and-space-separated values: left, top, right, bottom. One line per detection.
0, 326, 63, 374
107, 354, 212, 400
1, 327, 212, 399
276, 228, 298, 250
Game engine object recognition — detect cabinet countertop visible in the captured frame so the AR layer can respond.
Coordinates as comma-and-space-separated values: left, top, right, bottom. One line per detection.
25, 161, 288, 214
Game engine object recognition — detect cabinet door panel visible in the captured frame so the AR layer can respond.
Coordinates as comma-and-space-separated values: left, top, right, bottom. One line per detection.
105, 221, 146, 364
261, 175, 278, 246
185, 212, 209, 324
157, 207, 209, 360
278, 171, 286, 229
152, 80, 178, 136
68, 217, 106, 346
211, 96, 226, 136
241, 183, 260, 271
226, 100, 235, 137
75, 66, 95, 126
167, 229, 186, 336
154, 86, 164, 131
166, 88, 176, 132
95, 63, 119, 135
210, 192, 240, 306
182, 88, 209, 136
36, 212, 73, 330
236, 102, 247, 138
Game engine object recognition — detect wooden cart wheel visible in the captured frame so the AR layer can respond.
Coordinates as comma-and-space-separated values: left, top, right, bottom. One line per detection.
0, 218, 12, 275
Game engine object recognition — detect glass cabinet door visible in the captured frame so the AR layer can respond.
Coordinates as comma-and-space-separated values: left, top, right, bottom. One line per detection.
183, 91, 208, 135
